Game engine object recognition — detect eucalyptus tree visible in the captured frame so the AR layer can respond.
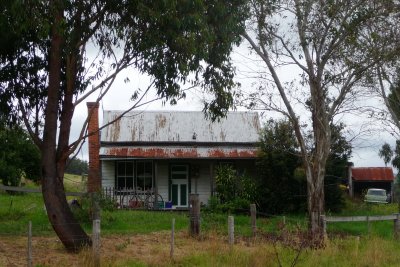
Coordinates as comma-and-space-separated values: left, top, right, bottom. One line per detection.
375, 65, 400, 138
241, 0, 395, 240
379, 143, 394, 166
0, 0, 248, 251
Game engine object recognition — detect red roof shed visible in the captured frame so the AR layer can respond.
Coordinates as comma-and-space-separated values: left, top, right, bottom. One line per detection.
351, 167, 394, 182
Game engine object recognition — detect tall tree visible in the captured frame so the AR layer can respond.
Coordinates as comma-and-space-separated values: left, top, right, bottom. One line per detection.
379, 143, 394, 166
242, 0, 393, 240
379, 141, 400, 170
0, 0, 248, 251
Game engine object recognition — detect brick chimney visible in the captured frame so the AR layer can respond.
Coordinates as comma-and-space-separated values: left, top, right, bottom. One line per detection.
87, 102, 101, 192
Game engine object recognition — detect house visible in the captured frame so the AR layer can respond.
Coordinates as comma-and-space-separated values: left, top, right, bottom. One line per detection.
86, 102, 260, 208
348, 166, 395, 199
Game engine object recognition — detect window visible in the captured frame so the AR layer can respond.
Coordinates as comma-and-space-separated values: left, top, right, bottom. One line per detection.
170, 165, 188, 179
136, 161, 153, 190
115, 160, 153, 190
116, 161, 134, 189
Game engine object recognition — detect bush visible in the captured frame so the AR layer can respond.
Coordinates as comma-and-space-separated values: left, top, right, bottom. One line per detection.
211, 165, 257, 214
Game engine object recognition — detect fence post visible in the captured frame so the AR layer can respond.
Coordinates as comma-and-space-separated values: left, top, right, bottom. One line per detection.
170, 218, 175, 258
228, 216, 234, 246
92, 219, 101, 267
250, 204, 257, 237
189, 194, 200, 237
367, 215, 371, 235
27, 221, 32, 267
90, 192, 101, 220
394, 213, 400, 240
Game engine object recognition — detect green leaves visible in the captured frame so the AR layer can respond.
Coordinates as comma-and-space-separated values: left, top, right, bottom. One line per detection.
215, 164, 258, 205
0, 124, 40, 186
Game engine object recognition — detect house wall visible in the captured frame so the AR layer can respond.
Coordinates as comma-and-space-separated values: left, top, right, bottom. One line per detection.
155, 161, 169, 202
101, 160, 115, 188
190, 160, 211, 206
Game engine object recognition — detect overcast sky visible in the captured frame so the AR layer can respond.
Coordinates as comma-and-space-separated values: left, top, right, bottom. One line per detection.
70, 43, 397, 169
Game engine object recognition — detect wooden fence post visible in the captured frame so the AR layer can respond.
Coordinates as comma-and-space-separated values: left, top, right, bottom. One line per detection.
250, 204, 257, 237
92, 219, 101, 267
367, 215, 371, 235
228, 216, 234, 246
189, 194, 200, 237
170, 218, 175, 258
394, 213, 400, 240
27, 221, 32, 267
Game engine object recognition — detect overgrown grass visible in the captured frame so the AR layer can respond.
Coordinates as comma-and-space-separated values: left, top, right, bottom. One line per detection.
101, 235, 400, 267
204, 237, 399, 267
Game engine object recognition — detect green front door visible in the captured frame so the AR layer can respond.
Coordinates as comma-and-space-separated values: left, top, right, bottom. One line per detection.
170, 165, 189, 207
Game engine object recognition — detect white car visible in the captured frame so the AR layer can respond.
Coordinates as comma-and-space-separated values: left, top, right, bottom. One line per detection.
364, 188, 388, 204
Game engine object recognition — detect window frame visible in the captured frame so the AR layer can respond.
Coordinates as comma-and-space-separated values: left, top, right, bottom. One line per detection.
115, 160, 154, 191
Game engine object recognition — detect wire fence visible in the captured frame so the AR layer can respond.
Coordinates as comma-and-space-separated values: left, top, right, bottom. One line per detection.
2, 193, 400, 267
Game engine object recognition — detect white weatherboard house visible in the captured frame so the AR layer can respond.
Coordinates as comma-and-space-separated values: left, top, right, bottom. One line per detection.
86, 102, 260, 209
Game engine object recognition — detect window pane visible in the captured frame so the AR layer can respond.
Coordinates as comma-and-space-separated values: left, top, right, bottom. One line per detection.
117, 162, 125, 176
126, 177, 134, 188
145, 162, 152, 174
125, 162, 134, 176
117, 177, 125, 189
137, 162, 145, 175
171, 165, 187, 173
171, 173, 187, 179
180, 184, 187, 206
137, 176, 144, 190
144, 177, 152, 191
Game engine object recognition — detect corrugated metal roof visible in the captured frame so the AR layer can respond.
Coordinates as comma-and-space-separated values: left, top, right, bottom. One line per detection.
101, 111, 260, 143
351, 167, 394, 181
100, 146, 258, 159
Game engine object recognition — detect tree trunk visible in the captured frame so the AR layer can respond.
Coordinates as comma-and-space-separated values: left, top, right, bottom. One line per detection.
42, 161, 91, 251
41, 0, 91, 252
307, 171, 325, 238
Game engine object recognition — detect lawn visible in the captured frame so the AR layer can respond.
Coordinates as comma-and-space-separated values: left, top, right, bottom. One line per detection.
1, 185, 399, 238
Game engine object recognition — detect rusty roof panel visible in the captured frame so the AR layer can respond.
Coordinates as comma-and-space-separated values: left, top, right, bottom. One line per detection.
100, 146, 258, 159
351, 167, 394, 181
101, 111, 260, 143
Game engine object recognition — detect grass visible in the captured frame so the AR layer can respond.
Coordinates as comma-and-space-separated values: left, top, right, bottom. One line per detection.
1, 184, 399, 240
173, 237, 400, 267
2, 182, 400, 266
324, 196, 400, 238
93, 234, 400, 267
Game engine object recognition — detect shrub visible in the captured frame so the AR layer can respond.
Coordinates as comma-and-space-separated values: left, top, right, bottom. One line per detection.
212, 165, 258, 214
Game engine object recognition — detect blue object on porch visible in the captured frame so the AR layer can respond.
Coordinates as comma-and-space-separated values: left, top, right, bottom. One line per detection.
165, 201, 173, 209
